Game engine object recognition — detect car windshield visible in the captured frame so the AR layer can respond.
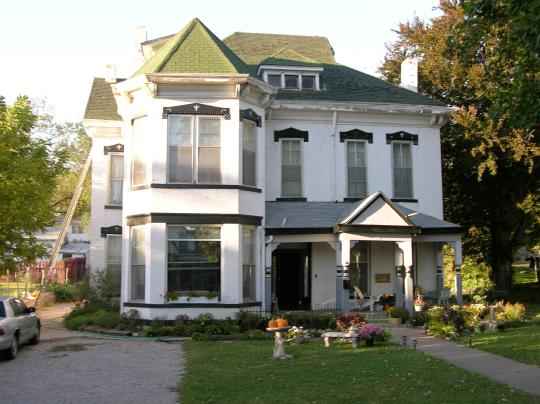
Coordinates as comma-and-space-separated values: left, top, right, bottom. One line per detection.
0, 302, 5, 318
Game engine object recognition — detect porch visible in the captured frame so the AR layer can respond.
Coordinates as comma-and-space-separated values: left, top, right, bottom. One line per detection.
264, 192, 463, 314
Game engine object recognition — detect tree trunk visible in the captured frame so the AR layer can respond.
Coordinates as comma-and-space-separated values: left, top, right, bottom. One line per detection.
491, 257, 513, 294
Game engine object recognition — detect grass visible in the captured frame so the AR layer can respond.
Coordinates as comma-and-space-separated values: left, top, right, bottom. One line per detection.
513, 264, 538, 285
0, 281, 40, 297
469, 324, 540, 366
180, 340, 540, 404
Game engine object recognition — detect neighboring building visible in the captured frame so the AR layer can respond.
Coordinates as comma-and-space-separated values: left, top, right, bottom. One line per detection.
83, 18, 463, 320
35, 218, 89, 260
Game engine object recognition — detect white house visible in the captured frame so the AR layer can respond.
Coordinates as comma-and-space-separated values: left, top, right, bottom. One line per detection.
83, 18, 463, 320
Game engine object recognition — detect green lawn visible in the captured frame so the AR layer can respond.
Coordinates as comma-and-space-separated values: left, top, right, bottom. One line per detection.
180, 340, 540, 404
469, 324, 540, 366
513, 264, 538, 285
0, 281, 39, 297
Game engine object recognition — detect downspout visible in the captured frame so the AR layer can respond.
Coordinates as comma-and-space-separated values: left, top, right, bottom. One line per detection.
331, 111, 338, 202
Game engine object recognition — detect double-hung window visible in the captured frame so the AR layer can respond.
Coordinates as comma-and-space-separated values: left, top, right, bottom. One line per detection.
130, 226, 145, 300
242, 122, 257, 187
105, 234, 122, 296
109, 154, 124, 205
131, 118, 147, 187
242, 226, 256, 302
167, 225, 221, 295
168, 116, 221, 183
346, 141, 367, 198
281, 139, 302, 197
392, 142, 413, 198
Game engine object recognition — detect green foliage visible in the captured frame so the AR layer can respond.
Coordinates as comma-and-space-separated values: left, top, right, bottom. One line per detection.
388, 307, 410, 322
379, 1, 540, 291
281, 311, 337, 330
64, 303, 122, 330
47, 283, 78, 302
0, 96, 66, 270
495, 301, 526, 322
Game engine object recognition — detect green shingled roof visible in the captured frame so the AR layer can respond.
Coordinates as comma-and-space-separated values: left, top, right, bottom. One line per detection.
134, 18, 249, 76
83, 78, 122, 121
223, 32, 336, 65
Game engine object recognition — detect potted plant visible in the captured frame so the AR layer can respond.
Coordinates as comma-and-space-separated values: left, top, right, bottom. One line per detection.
166, 291, 179, 302
388, 307, 409, 326
358, 324, 385, 346
414, 294, 425, 312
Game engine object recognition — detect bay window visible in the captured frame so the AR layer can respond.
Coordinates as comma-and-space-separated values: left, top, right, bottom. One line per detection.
346, 141, 367, 198
281, 139, 302, 197
167, 225, 221, 296
109, 154, 123, 205
392, 142, 413, 198
130, 226, 145, 300
131, 118, 147, 187
242, 121, 257, 186
242, 226, 256, 302
105, 234, 122, 297
168, 115, 221, 183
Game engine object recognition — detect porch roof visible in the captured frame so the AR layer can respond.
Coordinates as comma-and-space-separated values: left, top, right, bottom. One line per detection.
265, 199, 461, 235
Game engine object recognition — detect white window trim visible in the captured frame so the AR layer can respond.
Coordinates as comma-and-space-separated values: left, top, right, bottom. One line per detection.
262, 70, 320, 91
241, 121, 257, 187
241, 225, 257, 303
108, 153, 124, 206
345, 139, 368, 199
105, 234, 122, 268
131, 116, 148, 188
129, 225, 146, 302
166, 115, 223, 184
280, 138, 304, 198
391, 140, 415, 199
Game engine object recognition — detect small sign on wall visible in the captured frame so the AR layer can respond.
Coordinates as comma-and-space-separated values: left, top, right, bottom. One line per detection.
375, 273, 391, 283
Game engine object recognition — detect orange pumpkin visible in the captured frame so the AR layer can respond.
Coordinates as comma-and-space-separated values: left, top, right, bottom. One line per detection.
268, 319, 278, 329
276, 318, 288, 328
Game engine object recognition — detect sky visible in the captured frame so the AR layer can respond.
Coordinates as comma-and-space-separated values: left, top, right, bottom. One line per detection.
0, 0, 441, 123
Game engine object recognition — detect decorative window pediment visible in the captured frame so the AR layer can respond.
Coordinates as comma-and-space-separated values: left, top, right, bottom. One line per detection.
162, 103, 230, 120
340, 129, 373, 144
240, 109, 262, 127
274, 127, 309, 142
101, 225, 122, 237
104, 144, 124, 154
386, 131, 418, 145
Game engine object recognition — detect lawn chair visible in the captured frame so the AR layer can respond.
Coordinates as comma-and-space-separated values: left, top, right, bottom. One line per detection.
353, 286, 373, 311
438, 287, 450, 305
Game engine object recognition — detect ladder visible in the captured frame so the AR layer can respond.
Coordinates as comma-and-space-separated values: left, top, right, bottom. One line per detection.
41, 154, 92, 287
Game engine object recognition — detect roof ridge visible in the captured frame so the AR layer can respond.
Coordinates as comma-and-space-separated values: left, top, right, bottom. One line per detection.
228, 31, 329, 39
154, 18, 199, 72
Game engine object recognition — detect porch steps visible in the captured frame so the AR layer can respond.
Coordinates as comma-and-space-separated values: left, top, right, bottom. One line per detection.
362, 312, 389, 324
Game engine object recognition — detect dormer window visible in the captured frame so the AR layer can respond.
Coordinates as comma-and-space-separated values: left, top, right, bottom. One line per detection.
259, 65, 323, 91
268, 74, 281, 87
301, 75, 315, 90
284, 74, 299, 89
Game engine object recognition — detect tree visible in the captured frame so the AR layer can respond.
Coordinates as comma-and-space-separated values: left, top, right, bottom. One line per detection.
0, 96, 66, 270
379, 0, 540, 292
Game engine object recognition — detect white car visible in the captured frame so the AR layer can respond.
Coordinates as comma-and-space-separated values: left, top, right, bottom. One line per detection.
0, 297, 40, 360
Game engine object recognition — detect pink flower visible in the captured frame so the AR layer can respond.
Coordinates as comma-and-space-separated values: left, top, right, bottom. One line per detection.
358, 324, 384, 339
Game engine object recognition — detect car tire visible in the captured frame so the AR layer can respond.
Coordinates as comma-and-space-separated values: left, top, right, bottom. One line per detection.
29, 326, 40, 345
5, 336, 19, 360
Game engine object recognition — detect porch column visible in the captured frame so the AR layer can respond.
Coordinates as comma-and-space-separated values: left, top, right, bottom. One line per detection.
336, 238, 350, 312
394, 244, 404, 308
397, 240, 414, 314
436, 243, 444, 293
453, 239, 463, 305
264, 239, 279, 312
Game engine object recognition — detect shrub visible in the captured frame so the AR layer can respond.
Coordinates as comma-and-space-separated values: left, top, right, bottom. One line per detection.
411, 312, 428, 326
358, 324, 385, 340
281, 312, 336, 330
47, 283, 77, 302
237, 311, 269, 332
495, 302, 526, 322
336, 313, 365, 331
388, 307, 410, 322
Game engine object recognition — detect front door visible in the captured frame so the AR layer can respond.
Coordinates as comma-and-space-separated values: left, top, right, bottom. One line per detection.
274, 249, 310, 310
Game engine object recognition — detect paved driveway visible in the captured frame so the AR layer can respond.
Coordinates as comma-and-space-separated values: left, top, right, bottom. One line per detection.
0, 305, 183, 404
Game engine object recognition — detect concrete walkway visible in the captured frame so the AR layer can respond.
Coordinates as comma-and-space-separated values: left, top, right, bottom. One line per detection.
389, 326, 540, 396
